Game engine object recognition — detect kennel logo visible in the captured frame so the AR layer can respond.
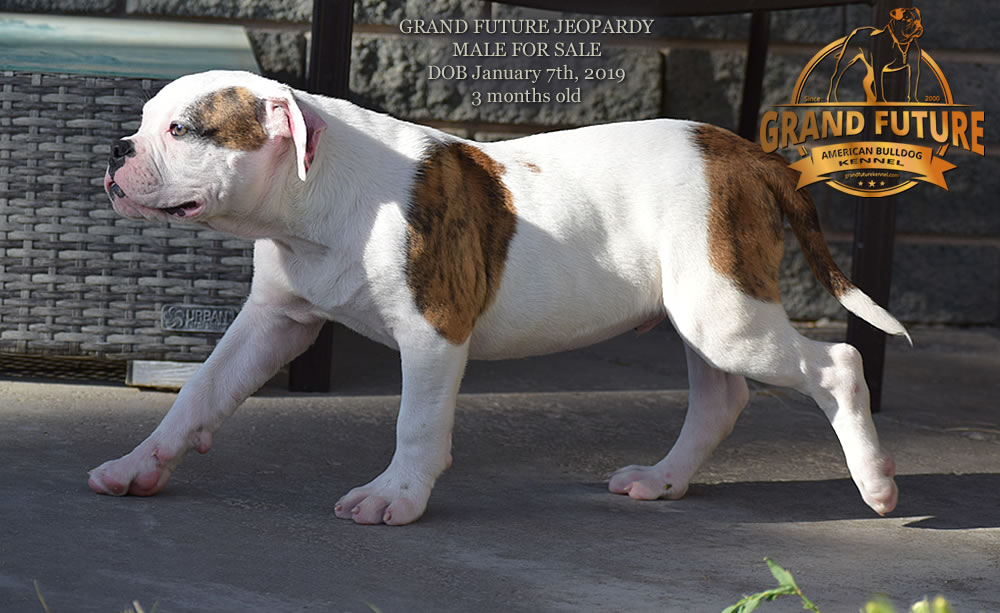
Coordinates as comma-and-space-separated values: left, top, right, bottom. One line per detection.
760, 7, 985, 198
162, 305, 238, 334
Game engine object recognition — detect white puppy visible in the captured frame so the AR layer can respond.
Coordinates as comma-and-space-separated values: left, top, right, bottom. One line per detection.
91, 70, 909, 525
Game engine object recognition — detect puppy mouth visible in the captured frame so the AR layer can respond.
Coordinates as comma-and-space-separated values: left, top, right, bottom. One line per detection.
161, 201, 203, 218
107, 179, 204, 219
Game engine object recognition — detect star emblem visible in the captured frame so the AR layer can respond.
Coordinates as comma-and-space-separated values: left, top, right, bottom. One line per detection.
868, 180, 876, 187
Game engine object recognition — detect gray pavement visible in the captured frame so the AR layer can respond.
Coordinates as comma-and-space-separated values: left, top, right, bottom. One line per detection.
1, 324, 998, 612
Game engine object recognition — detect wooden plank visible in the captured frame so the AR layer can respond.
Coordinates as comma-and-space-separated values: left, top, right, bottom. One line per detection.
127, 360, 289, 391
127, 360, 202, 391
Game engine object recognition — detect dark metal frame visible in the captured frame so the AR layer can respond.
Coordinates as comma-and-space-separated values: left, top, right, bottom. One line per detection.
847, 0, 912, 412
294, 0, 904, 412
289, 0, 355, 393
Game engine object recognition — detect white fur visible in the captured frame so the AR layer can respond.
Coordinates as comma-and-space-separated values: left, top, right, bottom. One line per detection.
839, 288, 913, 345
89, 71, 902, 524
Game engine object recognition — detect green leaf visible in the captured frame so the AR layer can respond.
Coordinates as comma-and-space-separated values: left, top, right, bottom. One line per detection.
723, 587, 799, 613
761, 558, 822, 612
931, 595, 954, 613
909, 596, 953, 613
800, 592, 822, 613
910, 598, 931, 613
723, 559, 821, 613
765, 557, 798, 589
34, 581, 52, 613
722, 592, 767, 613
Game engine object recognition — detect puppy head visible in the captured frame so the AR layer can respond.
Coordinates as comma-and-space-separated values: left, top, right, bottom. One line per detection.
888, 7, 923, 42
105, 70, 327, 225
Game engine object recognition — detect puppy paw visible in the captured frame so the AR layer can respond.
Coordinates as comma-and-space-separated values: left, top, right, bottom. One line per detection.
856, 455, 898, 516
608, 464, 689, 500
88, 443, 178, 497
334, 468, 433, 526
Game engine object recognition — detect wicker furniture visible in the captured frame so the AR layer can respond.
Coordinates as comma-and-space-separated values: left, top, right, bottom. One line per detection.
0, 14, 260, 363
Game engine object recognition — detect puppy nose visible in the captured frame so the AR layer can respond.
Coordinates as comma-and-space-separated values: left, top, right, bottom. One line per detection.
108, 138, 135, 174
111, 138, 135, 160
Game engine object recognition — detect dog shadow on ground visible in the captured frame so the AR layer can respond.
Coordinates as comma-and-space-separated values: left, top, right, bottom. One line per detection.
638, 473, 1000, 529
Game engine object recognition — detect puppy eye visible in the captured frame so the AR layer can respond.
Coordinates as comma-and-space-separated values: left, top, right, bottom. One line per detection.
169, 122, 189, 137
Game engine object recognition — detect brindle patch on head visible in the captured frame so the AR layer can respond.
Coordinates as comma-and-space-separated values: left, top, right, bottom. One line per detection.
694, 124, 785, 303
188, 86, 267, 151
406, 142, 518, 344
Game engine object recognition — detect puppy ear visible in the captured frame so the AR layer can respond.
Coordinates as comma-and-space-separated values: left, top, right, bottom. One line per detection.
266, 91, 327, 181
889, 8, 905, 20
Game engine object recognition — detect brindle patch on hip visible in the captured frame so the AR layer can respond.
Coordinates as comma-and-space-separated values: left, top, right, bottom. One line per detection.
694, 124, 784, 303
188, 86, 268, 151
406, 143, 518, 344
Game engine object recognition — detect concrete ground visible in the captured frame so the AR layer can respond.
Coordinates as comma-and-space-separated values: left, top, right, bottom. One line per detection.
1, 324, 998, 612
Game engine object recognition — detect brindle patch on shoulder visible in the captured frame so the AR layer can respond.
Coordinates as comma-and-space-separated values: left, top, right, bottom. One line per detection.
406, 142, 518, 344
188, 86, 267, 151
694, 124, 784, 303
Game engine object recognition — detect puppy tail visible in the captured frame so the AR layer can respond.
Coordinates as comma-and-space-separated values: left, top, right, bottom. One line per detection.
772, 165, 912, 345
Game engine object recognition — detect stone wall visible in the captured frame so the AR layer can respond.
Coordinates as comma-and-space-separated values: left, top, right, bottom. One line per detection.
3, 0, 996, 325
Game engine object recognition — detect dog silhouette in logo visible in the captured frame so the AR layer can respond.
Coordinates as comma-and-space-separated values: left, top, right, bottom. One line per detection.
827, 7, 924, 103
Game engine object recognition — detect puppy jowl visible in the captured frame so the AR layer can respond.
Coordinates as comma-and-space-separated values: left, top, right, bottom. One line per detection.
91, 70, 907, 525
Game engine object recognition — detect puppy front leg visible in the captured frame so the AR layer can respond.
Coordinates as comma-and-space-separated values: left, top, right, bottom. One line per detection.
335, 336, 468, 525
88, 300, 323, 496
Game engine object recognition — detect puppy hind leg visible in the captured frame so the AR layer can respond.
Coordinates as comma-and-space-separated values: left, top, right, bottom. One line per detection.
799, 340, 898, 514
747, 332, 898, 515
609, 343, 748, 500
674, 297, 897, 515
